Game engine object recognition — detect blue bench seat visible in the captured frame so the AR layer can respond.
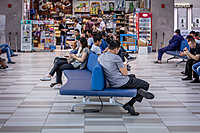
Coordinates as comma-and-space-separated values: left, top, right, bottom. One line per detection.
60, 52, 137, 101
166, 51, 188, 60
166, 39, 189, 66
60, 75, 137, 97
64, 70, 91, 80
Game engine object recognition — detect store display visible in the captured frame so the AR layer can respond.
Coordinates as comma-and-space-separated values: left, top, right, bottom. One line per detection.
134, 12, 152, 46
32, 20, 56, 50
120, 34, 137, 52
109, 2, 115, 11
24, 0, 30, 20
90, 1, 101, 15
65, 18, 75, 41
21, 20, 32, 52
23, 0, 153, 52
74, 0, 89, 13
115, 0, 125, 11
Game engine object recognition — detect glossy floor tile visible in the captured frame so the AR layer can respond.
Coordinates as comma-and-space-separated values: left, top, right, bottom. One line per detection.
0, 51, 200, 133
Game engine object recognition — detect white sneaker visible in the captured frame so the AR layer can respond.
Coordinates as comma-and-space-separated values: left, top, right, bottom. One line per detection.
53, 84, 61, 89
40, 76, 51, 81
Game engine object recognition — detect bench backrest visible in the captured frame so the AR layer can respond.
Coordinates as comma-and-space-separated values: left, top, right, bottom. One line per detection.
180, 39, 190, 52
87, 52, 105, 91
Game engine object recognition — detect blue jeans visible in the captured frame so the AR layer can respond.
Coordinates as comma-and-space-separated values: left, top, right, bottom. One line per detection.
192, 62, 200, 76
61, 35, 66, 49
158, 46, 176, 61
0, 44, 13, 62
0, 44, 14, 55
70, 49, 78, 54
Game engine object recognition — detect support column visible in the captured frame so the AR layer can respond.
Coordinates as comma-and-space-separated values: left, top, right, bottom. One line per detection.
188, 8, 192, 30
151, 0, 174, 51
174, 8, 178, 31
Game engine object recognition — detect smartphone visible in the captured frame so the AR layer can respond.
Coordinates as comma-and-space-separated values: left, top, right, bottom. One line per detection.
64, 55, 69, 58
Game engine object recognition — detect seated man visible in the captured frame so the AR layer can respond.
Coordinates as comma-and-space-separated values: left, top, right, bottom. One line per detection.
0, 44, 16, 64
70, 29, 81, 54
181, 37, 200, 83
155, 29, 184, 64
91, 36, 102, 55
86, 30, 94, 49
98, 40, 154, 116
100, 32, 108, 53
192, 62, 200, 77
180, 35, 194, 75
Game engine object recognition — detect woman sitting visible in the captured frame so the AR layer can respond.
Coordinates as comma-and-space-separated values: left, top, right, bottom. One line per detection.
41, 37, 90, 89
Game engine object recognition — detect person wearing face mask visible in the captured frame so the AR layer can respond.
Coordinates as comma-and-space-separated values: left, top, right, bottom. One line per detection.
181, 37, 200, 83
154, 29, 184, 64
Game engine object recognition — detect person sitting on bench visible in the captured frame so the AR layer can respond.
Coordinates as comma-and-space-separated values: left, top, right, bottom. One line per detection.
154, 29, 184, 64
41, 37, 90, 89
91, 36, 102, 55
98, 40, 154, 116
192, 62, 200, 77
0, 43, 17, 64
181, 37, 200, 83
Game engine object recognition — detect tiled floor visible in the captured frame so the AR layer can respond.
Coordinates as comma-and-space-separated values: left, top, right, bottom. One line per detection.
0, 51, 200, 133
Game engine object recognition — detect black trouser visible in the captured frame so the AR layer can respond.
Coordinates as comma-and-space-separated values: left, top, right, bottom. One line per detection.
120, 74, 149, 106
56, 63, 76, 84
49, 57, 68, 77
185, 59, 199, 79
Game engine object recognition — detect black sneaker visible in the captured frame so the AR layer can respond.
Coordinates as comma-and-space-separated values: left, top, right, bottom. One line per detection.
154, 61, 162, 64
7, 61, 16, 64
190, 79, 200, 83
123, 104, 140, 116
138, 89, 154, 99
182, 77, 192, 81
11, 54, 18, 57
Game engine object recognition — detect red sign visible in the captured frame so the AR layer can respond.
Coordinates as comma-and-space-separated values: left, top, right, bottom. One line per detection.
8, 4, 12, 8
161, 4, 165, 8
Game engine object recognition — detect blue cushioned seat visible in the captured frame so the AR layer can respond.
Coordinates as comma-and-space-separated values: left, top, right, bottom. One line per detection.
166, 51, 188, 59
60, 79, 137, 97
60, 52, 137, 98
166, 39, 189, 64
64, 70, 91, 80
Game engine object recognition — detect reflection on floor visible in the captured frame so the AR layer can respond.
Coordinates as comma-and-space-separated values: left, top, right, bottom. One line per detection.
0, 51, 200, 133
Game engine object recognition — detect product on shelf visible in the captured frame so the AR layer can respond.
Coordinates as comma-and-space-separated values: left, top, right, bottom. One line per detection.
90, 1, 101, 15
74, 1, 89, 13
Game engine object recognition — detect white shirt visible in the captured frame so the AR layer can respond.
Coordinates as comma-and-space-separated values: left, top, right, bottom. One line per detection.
88, 37, 94, 47
91, 45, 102, 55
99, 21, 106, 31
75, 23, 82, 35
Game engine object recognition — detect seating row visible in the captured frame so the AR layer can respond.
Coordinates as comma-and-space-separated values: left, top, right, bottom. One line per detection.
60, 52, 137, 111
166, 39, 190, 66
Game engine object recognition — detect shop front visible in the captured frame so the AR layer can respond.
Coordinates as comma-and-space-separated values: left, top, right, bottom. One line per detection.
21, 0, 152, 52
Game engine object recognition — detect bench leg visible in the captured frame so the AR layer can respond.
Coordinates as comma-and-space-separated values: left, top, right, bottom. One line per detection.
167, 56, 177, 63
71, 97, 88, 112
176, 59, 186, 67
71, 103, 85, 112
71, 97, 124, 112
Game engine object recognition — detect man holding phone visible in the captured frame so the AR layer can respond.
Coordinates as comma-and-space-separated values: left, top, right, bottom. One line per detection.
181, 37, 200, 83
98, 40, 154, 116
